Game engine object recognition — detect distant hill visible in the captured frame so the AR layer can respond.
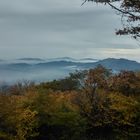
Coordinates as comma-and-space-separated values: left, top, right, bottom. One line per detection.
17, 58, 44, 61
0, 58, 140, 83
81, 58, 140, 71
0, 57, 140, 71
36, 61, 79, 68
95, 58, 140, 71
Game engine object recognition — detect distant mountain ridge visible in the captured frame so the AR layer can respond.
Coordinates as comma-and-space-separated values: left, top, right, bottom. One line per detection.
0, 58, 140, 83
84, 58, 140, 71
17, 58, 44, 61
0, 57, 140, 71
97, 58, 140, 70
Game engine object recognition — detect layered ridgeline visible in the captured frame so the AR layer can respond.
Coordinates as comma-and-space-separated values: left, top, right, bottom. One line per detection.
0, 57, 140, 83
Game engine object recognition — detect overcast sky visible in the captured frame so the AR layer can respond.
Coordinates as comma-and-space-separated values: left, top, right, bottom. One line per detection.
0, 0, 140, 61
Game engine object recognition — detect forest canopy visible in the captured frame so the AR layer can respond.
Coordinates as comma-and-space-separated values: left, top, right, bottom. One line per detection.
0, 66, 140, 140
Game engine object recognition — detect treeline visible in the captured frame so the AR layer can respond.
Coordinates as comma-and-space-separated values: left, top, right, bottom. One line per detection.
0, 65, 140, 140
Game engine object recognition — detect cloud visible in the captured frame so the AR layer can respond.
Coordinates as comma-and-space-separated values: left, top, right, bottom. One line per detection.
0, 0, 139, 61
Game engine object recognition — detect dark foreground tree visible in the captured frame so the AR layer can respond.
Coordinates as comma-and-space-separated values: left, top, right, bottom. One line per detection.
73, 67, 140, 139
84, 0, 140, 39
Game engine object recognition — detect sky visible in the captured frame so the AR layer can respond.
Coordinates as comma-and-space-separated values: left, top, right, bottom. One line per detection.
0, 0, 140, 61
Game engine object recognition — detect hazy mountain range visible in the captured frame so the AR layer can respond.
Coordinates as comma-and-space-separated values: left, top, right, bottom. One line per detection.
0, 57, 140, 83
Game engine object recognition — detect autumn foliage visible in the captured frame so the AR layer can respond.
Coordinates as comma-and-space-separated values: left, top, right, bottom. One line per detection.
0, 66, 140, 140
